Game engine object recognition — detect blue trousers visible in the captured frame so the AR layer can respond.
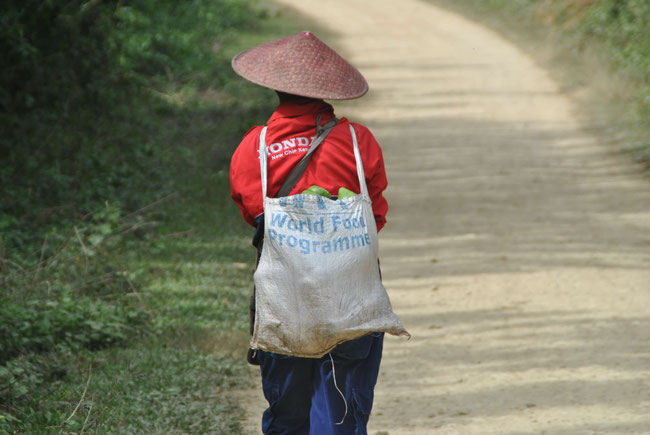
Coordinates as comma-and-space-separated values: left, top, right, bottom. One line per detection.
256, 333, 384, 435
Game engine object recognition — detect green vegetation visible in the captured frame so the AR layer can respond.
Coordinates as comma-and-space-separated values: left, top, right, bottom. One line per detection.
0, 0, 297, 432
302, 185, 332, 198
429, 0, 650, 166
337, 187, 357, 200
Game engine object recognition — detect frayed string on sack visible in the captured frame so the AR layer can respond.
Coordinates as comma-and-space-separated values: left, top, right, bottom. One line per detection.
328, 352, 348, 425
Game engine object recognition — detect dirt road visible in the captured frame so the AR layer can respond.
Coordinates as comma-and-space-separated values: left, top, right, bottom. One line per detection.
237, 0, 650, 433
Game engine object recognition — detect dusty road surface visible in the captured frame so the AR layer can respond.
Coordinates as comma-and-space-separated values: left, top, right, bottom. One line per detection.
236, 0, 650, 433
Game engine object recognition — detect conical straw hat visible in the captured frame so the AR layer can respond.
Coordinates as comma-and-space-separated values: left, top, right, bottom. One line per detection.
231, 31, 368, 100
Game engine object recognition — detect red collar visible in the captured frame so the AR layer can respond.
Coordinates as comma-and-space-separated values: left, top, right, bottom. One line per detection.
268, 99, 334, 123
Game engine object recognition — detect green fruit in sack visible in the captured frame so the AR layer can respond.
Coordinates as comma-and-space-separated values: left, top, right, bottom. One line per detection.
337, 187, 357, 200
302, 185, 331, 198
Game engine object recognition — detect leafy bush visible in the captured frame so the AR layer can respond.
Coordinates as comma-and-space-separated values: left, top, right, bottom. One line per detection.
579, 0, 650, 120
113, 0, 259, 88
0, 297, 148, 365
0, 0, 120, 113
530, 0, 650, 120
0, 0, 262, 111
0, 0, 265, 257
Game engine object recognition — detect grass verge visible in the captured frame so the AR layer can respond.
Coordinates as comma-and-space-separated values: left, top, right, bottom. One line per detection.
0, 1, 310, 432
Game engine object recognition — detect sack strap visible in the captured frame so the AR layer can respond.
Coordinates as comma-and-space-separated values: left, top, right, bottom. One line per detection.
273, 114, 338, 198
349, 124, 369, 198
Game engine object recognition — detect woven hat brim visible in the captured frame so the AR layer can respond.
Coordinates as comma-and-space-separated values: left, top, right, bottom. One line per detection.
231, 32, 368, 100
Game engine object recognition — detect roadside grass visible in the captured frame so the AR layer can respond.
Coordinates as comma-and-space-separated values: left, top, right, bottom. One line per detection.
0, 0, 313, 432
8, 347, 248, 433
1, 155, 258, 432
428, 0, 650, 169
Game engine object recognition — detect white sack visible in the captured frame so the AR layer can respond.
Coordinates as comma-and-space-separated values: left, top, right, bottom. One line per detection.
252, 125, 409, 358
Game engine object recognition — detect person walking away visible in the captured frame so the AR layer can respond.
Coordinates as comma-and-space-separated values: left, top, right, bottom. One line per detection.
229, 31, 408, 434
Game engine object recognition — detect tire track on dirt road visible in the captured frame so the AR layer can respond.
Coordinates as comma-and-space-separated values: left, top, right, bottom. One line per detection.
237, 0, 650, 433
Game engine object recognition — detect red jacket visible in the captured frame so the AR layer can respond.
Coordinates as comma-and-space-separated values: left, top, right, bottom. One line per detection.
230, 99, 388, 231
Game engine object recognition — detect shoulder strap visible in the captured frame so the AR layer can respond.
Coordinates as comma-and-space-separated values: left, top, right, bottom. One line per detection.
349, 124, 369, 198
274, 115, 338, 198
